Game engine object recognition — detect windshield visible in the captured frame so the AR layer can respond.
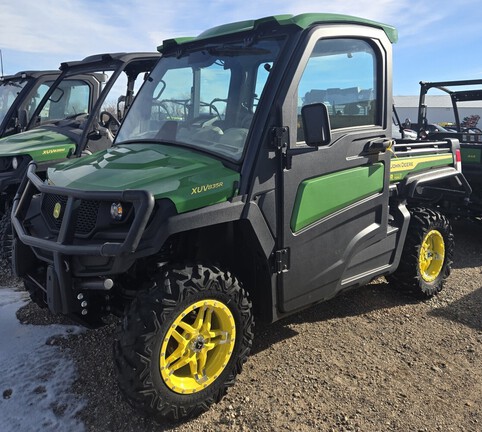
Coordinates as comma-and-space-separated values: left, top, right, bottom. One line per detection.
116, 37, 285, 161
0, 78, 30, 125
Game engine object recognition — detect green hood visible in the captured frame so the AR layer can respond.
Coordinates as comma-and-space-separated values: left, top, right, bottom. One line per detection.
49, 143, 240, 213
0, 128, 76, 162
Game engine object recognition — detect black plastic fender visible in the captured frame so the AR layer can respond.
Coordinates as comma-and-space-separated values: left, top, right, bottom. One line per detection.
399, 166, 472, 200
159, 197, 276, 259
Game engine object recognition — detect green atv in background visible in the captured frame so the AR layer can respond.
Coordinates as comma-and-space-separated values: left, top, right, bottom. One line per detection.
0, 70, 89, 138
12, 14, 471, 422
416, 79, 482, 219
0, 52, 160, 261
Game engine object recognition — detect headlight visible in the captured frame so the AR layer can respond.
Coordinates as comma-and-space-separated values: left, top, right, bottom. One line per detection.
0, 157, 18, 172
110, 202, 124, 221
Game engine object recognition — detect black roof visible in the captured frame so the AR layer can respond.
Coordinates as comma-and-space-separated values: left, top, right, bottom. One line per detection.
0, 70, 61, 81
59, 52, 161, 71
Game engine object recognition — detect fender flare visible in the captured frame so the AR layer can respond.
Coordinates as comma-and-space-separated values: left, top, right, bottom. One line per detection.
400, 166, 472, 199
158, 198, 276, 259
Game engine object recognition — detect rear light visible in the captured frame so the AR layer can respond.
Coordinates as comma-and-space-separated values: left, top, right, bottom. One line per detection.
455, 148, 462, 172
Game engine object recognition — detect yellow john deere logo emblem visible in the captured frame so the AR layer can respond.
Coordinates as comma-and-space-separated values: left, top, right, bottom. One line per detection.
53, 202, 62, 219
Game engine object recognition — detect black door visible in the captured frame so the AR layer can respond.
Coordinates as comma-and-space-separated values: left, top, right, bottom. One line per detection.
278, 31, 392, 313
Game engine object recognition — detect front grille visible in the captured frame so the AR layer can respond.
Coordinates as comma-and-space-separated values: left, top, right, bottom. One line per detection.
42, 193, 66, 231
76, 199, 100, 234
41, 193, 100, 235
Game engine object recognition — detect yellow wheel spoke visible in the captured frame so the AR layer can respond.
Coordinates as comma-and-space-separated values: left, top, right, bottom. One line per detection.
170, 351, 196, 372
165, 345, 185, 366
187, 352, 210, 385
208, 330, 230, 344
178, 320, 196, 334
203, 341, 216, 351
171, 328, 189, 345
163, 328, 190, 366
188, 354, 199, 377
192, 305, 208, 331
200, 307, 213, 334
197, 349, 208, 376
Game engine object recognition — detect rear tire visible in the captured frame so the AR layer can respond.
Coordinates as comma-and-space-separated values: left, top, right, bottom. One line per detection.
388, 207, 453, 298
113, 264, 254, 422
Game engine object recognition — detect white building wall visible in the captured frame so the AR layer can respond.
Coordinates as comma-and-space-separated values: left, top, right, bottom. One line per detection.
394, 95, 482, 127
396, 107, 482, 126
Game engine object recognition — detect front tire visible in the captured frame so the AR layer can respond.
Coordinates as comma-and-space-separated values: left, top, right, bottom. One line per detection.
113, 264, 254, 422
389, 207, 454, 298
0, 209, 13, 275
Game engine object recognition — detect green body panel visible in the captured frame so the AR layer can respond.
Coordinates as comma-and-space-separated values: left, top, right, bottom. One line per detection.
49, 143, 240, 213
0, 128, 76, 162
290, 163, 384, 232
389, 154, 454, 182
461, 147, 481, 164
159, 13, 397, 52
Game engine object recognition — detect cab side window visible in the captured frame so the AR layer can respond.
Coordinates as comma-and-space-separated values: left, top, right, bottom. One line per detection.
297, 38, 378, 143
39, 80, 91, 123
26, 82, 52, 119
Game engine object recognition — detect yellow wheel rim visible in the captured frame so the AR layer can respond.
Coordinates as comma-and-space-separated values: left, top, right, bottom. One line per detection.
160, 299, 236, 394
418, 229, 445, 282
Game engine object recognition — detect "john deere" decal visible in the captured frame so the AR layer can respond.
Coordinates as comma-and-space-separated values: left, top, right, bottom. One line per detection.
389, 154, 453, 182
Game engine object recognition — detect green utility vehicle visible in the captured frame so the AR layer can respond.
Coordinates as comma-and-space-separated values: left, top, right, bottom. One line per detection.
0, 70, 92, 138
0, 52, 160, 256
12, 14, 471, 421
417, 79, 482, 218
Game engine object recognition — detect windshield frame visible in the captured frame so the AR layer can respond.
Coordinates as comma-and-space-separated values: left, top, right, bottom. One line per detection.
114, 33, 288, 164
0, 77, 32, 130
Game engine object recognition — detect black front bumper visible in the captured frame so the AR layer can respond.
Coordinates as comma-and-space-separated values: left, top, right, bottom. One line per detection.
13, 163, 155, 257
12, 162, 155, 315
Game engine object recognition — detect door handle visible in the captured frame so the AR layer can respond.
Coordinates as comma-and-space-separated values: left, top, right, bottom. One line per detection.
366, 138, 393, 154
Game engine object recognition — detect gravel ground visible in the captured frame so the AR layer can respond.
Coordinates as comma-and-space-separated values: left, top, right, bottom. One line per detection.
13, 218, 482, 432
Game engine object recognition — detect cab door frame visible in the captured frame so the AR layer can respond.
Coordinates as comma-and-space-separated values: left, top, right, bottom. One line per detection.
276, 24, 394, 313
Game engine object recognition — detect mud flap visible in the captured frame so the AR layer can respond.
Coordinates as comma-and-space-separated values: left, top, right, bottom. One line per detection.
46, 265, 63, 314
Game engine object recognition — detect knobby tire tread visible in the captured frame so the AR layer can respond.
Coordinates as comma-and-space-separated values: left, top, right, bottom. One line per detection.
388, 207, 454, 298
113, 264, 254, 422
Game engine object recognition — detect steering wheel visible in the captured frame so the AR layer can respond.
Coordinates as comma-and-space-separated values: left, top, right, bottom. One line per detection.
99, 111, 121, 135
207, 98, 228, 122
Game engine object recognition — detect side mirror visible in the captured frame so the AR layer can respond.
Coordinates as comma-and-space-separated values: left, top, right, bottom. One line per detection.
301, 103, 331, 147
17, 109, 28, 132
49, 88, 64, 103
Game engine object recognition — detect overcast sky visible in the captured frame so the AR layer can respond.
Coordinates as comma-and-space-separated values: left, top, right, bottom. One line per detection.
0, 0, 481, 95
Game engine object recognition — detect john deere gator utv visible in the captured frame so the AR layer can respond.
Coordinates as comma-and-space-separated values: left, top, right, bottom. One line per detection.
417, 78, 482, 219
12, 14, 471, 422
0, 52, 161, 263
0, 69, 93, 138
